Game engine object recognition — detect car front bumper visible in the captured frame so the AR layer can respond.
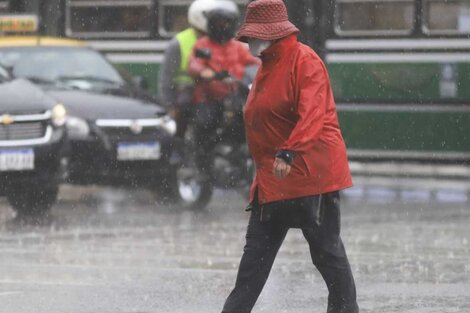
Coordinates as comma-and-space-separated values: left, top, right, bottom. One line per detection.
66, 125, 182, 186
0, 126, 67, 195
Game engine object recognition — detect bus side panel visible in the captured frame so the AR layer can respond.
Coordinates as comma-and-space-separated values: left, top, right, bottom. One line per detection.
328, 62, 464, 103
338, 106, 470, 161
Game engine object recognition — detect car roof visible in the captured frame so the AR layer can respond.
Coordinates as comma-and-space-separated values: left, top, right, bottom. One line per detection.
0, 36, 87, 48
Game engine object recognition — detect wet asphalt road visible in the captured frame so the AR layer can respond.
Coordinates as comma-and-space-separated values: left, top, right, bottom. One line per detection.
0, 176, 469, 313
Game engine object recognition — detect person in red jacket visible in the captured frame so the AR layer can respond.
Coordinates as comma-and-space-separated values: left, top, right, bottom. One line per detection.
188, 0, 259, 178
220, 1, 359, 313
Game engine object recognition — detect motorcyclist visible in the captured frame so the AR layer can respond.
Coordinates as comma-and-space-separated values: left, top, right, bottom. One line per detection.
188, 0, 260, 179
157, 0, 219, 138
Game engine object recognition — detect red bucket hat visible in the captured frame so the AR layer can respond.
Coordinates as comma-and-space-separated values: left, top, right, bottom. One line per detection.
236, 0, 299, 42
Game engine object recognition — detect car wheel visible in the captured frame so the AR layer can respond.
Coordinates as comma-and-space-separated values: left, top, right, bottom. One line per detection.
6, 184, 59, 217
159, 165, 213, 211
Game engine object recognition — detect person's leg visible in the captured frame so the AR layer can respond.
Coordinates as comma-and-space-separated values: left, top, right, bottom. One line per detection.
222, 208, 288, 313
174, 89, 192, 138
174, 105, 188, 138
192, 105, 214, 176
302, 192, 359, 313
192, 104, 222, 178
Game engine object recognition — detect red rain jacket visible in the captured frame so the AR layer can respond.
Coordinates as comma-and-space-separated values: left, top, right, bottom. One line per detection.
188, 36, 260, 104
244, 35, 352, 205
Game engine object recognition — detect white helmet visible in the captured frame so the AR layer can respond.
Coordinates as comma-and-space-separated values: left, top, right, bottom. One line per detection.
188, 0, 217, 33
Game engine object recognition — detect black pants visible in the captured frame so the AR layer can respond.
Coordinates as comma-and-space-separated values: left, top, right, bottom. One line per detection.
222, 192, 359, 313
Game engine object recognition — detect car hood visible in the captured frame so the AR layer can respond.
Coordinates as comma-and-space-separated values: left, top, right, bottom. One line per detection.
0, 79, 56, 114
47, 90, 166, 120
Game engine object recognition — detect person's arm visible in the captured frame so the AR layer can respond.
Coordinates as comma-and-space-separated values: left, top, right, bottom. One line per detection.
280, 57, 328, 153
274, 57, 327, 178
158, 39, 181, 108
189, 51, 215, 81
188, 40, 211, 79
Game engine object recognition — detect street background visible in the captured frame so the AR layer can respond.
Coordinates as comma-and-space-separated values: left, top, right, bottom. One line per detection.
1, 169, 469, 313
1, 1, 470, 312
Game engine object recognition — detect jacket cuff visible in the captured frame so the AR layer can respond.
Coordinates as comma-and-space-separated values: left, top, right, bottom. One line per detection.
275, 150, 295, 165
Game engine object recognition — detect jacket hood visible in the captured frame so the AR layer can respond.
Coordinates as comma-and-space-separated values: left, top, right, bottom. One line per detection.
47, 90, 166, 120
0, 79, 56, 114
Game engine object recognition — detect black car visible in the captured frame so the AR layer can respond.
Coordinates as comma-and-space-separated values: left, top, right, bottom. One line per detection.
0, 39, 184, 203
0, 65, 67, 215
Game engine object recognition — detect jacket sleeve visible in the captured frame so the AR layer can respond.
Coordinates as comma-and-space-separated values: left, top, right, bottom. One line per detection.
280, 57, 328, 152
157, 39, 181, 108
188, 41, 208, 79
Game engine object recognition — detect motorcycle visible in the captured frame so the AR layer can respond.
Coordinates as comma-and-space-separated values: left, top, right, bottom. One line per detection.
165, 48, 257, 210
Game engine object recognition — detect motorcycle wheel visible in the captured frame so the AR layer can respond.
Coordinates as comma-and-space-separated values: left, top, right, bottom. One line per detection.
164, 165, 213, 211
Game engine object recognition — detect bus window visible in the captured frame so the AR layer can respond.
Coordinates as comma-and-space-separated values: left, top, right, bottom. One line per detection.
335, 0, 415, 35
158, 0, 191, 36
158, 0, 249, 37
423, 0, 470, 34
65, 0, 153, 38
0, 1, 8, 11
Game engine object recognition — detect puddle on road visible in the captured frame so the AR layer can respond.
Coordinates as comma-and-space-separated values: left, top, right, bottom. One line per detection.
0, 178, 469, 313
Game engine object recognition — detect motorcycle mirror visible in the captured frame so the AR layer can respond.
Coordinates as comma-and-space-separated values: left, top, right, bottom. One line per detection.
195, 48, 212, 60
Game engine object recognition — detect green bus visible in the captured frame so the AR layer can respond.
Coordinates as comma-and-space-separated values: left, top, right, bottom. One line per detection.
3, 0, 470, 162
290, 0, 470, 163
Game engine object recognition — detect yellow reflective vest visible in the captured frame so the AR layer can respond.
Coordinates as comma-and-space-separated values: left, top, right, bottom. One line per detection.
174, 28, 197, 85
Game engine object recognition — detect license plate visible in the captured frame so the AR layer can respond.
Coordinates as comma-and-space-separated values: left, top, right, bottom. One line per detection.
117, 142, 161, 161
0, 149, 35, 171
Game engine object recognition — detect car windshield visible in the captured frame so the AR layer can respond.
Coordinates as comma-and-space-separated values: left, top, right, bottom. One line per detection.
0, 46, 124, 89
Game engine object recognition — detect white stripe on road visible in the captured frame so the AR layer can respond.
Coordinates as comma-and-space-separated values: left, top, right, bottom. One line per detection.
0, 291, 23, 296
0, 280, 103, 286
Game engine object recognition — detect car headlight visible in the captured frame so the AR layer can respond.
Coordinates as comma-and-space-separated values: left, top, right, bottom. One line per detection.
52, 103, 67, 127
160, 115, 177, 136
66, 116, 90, 139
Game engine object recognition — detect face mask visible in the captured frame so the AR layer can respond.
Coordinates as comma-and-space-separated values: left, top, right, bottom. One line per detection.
248, 39, 272, 57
